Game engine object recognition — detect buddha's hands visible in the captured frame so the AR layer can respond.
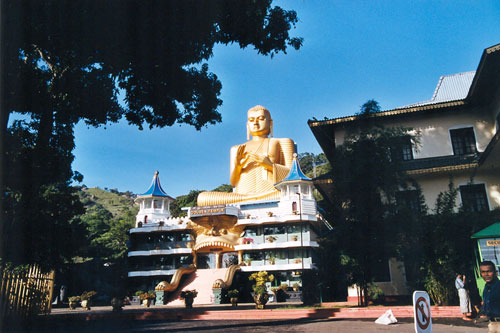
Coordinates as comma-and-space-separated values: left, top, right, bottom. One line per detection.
244, 152, 273, 170
235, 145, 248, 168
236, 144, 273, 171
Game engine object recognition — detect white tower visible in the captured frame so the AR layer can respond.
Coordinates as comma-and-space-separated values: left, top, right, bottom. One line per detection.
135, 171, 175, 227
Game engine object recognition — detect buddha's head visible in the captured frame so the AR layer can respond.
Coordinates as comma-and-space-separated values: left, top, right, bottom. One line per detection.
247, 105, 273, 139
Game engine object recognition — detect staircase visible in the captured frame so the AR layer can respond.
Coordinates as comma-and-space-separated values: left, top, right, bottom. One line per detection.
167, 268, 228, 306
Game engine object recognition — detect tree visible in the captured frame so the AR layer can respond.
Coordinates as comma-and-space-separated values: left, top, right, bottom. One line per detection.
170, 184, 232, 216
404, 181, 500, 305
298, 152, 330, 178
328, 100, 417, 306
1, 1, 302, 269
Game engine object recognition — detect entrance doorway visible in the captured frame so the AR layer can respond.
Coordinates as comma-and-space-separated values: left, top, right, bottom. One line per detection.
222, 252, 238, 268
197, 253, 217, 269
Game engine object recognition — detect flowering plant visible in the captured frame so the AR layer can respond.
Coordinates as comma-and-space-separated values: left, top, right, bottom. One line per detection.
243, 237, 254, 244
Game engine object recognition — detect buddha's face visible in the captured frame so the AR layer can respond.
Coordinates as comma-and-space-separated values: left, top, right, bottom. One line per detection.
248, 108, 271, 137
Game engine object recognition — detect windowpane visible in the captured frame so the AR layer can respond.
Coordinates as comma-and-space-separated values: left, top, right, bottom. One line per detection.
396, 190, 421, 212
460, 184, 489, 212
450, 128, 477, 155
245, 228, 261, 237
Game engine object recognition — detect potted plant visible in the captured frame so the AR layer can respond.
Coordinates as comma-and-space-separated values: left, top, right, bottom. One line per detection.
280, 283, 289, 292
249, 271, 274, 309
292, 283, 300, 292
267, 256, 276, 265
270, 287, 280, 302
227, 289, 239, 307
266, 235, 277, 243
80, 291, 96, 310
111, 297, 124, 312
368, 284, 384, 305
179, 289, 198, 308
291, 235, 299, 241
131, 290, 144, 305
242, 237, 254, 244
68, 296, 80, 310
139, 291, 156, 307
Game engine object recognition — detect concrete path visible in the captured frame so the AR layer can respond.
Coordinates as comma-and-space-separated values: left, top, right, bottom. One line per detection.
8, 303, 485, 332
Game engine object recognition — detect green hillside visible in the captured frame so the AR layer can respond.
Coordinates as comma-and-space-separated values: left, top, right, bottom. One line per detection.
77, 186, 139, 217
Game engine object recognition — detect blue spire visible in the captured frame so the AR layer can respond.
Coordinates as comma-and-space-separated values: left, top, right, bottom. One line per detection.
140, 171, 170, 197
279, 154, 312, 183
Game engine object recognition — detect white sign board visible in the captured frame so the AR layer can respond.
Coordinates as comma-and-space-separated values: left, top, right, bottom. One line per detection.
413, 291, 432, 333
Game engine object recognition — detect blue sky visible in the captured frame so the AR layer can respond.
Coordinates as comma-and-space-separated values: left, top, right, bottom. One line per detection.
72, 1, 500, 197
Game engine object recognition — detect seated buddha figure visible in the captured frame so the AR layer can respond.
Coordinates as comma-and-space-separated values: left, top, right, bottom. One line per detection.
197, 105, 295, 206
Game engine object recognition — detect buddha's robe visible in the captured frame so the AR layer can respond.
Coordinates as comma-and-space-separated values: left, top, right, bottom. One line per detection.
197, 138, 295, 206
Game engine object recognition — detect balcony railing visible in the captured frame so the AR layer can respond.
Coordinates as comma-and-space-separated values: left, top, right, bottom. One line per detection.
130, 241, 192, 251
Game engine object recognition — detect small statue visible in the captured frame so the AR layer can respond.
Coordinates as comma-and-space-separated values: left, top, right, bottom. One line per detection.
197, 105, 295, 206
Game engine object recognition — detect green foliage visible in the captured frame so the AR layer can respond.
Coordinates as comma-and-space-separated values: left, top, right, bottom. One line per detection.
79, 196, 136, 262
227, 289, 239, 298
170, 190, 202, 217
80, 290, 97, 301
68, 296, 81, 303
211, 184, 233, 193
250, 271, 274, 295
367, 284, 384, 301
253, 285, 268, 295
388, 179, 500, 305
179, 289, 198, 299
78, 187, 138, 218
323, 100, 418, 305
2, 0, 302, 271
298, 152, 331, 178
139, 291, 156, 301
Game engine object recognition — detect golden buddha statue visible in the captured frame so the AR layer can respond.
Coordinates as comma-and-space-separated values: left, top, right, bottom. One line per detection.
197, 105, 295, 206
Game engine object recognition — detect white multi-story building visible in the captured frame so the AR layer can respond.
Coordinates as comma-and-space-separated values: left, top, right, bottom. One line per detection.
128, 158, 328, 302
309, 42, 500, 300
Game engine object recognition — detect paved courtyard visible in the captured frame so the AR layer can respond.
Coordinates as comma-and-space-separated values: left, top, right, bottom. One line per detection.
25, 317, 488, 332
3, 303, 490, 332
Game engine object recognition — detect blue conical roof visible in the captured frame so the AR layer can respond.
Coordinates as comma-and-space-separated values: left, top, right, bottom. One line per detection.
140, 171, 171, 197
276, 154, 311, 185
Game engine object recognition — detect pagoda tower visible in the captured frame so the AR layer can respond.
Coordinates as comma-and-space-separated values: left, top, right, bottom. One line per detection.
134, 171, 175, 227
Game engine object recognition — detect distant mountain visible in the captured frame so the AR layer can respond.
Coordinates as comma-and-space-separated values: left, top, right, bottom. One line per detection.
76, 186, 139, 218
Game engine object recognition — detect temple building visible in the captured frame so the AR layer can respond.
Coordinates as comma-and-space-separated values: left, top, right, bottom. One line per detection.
308, 42, 500, 301
128, 105, 329, 304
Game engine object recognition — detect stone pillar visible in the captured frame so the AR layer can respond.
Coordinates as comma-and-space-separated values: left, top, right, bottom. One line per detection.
238, 251, 243, 264
215, 252, 221, 269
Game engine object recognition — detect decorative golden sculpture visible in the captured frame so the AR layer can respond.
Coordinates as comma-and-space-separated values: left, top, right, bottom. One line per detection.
197, 105, 295, 206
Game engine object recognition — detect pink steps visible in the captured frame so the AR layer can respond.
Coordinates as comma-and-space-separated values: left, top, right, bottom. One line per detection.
79, 306, 463, 321
167, 268, 228, 306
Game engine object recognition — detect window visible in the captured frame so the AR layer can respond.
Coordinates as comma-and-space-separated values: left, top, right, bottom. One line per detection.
450, 127, 477, 155
373, 258, 391, 282
245, 227, 261, 237
264, 225, 286, 235
401, 139, 414, 161
396, 190, 421, 212
390, 136, 413, 161
460, 184, 489, 212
